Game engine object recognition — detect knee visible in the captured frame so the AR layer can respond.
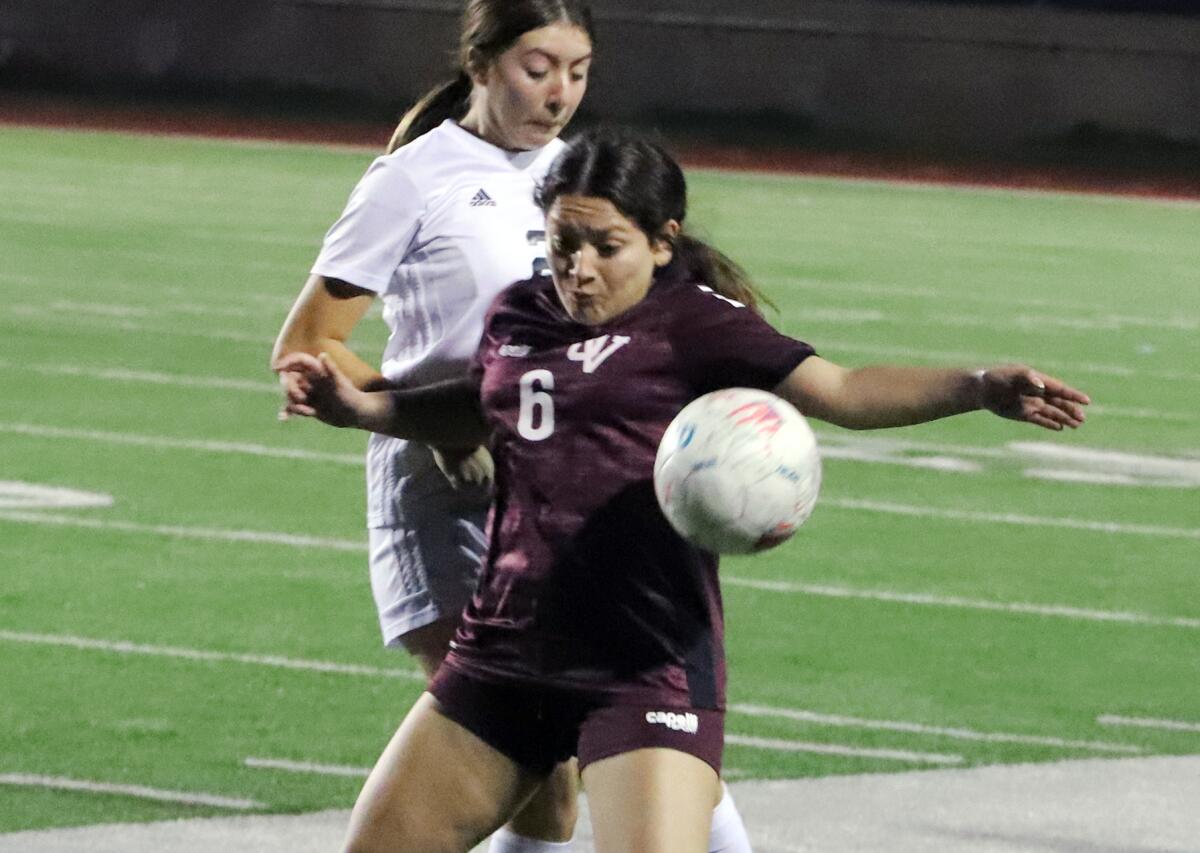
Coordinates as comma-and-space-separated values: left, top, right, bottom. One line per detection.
542, 774, 580, 838
534, 789, 579, 841
507, 762, 579, 842
342, 819, 466, 853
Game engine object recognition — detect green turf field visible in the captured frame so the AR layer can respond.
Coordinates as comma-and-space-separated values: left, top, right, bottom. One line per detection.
1, 126, 1197, 832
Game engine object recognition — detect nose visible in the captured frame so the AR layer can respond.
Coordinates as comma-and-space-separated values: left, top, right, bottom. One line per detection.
545, 70, 570, 117
567, 246, 597, 286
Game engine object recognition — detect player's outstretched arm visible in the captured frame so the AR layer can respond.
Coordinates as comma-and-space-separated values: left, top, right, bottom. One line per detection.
275, 352, 488, 445
271, 275, 388, 390
775, 356, 1089, 431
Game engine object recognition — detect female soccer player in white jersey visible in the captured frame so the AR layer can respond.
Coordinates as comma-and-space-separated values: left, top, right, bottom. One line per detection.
278, 127, 1090, 853
271, 3, 755, 852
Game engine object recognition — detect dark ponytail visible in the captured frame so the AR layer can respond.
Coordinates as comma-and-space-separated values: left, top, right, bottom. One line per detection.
387, 0, 595, 152
388, 72, 473, 153
672, 234, 773, 313
538, 126, 773, 313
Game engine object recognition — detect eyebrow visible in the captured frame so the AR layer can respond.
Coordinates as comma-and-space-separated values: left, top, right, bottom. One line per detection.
555, 224, 628, 244
525, 49, 593, 67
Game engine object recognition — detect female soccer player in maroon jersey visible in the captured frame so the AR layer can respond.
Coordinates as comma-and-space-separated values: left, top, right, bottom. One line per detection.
278, 128, 1089, 853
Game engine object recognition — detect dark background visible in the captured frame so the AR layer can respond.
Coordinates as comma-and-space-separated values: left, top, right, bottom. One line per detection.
2, 0, 1199, 179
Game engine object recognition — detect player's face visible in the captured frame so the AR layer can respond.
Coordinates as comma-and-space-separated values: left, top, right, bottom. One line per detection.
470, 23, 592, 151
546, 195, 677, 325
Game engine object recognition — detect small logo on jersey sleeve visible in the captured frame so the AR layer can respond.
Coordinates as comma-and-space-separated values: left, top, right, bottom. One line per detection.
567, 334, 631, 374
498, 343, 532, 357
470, 189, 497, 207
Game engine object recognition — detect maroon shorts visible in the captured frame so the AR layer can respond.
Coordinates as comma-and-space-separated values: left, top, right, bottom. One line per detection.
428, 664, 724, 776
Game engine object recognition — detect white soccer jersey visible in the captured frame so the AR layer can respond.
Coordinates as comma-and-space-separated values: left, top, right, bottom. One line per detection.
312, 120, 565, 526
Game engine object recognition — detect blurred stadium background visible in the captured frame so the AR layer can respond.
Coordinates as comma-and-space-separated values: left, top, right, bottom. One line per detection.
1, 1, 1198, 849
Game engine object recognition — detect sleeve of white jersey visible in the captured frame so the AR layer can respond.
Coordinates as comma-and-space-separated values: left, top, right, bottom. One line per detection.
310, 156, 424, 294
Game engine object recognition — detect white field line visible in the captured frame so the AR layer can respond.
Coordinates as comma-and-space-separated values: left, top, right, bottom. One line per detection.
0, 423, 362, 465
0, 481, 113, 510
926, 311, 1198, 334
1009, 442, 1200, 481
723, 734, 963, 765
1097, 715, 1200, 733
3, 501, 1196, 550
6, 420, 1197, 489
823, 497, 1200, 540
722, 577, 1200, 631
43, 298, 263, 319
818, 433, 1200, 485
813, 339, 1200, 386
0, 511, 365, 551
736, 169, 1200, 210
0, 774, 265, 810
0, 271, 295, 311
14, 298, 282, 323
244, 757, 369, 778
730, 704, 1140, 754
1086, 404, 1196, 423
1023, 468, 1196, 488
791, 305, 1198, 334
758, 274, 1200, 315
0, 360, 278, 393
0, 630, 1150, 762
11, 293, 1199, 363
248, 732, 962, 774
20, 336, 1183, 409
3, 512, 1196, 630
6, 305, 274, 346
100, 246, 299, 275
0, 630, 423, 681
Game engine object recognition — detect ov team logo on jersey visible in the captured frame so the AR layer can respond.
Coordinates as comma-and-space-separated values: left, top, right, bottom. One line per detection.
470, 189, 497, 207
567, 335, 631, 374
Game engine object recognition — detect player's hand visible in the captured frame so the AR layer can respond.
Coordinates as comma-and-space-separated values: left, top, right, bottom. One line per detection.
431, 444, 494, 491
274, 352, 383, 429
976, 365, 1090, 431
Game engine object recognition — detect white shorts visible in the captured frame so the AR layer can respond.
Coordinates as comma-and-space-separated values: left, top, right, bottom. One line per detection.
368, 492, 489, 647
364, 435, 492, 646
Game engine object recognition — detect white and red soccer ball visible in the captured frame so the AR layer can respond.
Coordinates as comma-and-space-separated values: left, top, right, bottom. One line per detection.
653, 388, 821, 554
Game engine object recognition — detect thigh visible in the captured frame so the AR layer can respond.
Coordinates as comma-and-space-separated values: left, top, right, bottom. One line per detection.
582, 747, 721, 853
344, 692, 542, 853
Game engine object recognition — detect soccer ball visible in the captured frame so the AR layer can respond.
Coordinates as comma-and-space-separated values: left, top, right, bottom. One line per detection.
653, 388, 821, 554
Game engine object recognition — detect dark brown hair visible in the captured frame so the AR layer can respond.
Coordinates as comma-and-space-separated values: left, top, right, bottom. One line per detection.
387, 0, 595, 153
537, 126, 772, 313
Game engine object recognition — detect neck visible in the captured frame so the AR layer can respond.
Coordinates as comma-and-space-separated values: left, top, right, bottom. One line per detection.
459, 106, 524, 152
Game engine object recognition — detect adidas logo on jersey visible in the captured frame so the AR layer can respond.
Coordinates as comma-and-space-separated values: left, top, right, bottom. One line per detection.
469, 189, 497, 207
645, 711, 699, 734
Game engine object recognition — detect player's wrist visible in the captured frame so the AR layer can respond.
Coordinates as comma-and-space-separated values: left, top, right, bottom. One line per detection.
965, 368, 988, 412
352, 390, 394, 432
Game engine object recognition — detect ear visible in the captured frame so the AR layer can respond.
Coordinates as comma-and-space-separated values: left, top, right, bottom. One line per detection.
652, 220, 681, 268
465, 48, 490, 87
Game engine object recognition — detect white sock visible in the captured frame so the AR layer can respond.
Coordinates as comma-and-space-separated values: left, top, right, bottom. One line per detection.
708, 783, 753, 853
487, 826, 574, 853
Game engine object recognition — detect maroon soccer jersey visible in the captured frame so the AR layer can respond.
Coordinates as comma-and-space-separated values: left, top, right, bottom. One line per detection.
444, 263, 815, 710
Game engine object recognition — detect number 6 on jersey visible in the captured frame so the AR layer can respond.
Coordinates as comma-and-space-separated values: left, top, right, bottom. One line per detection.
517, 369, 555, 441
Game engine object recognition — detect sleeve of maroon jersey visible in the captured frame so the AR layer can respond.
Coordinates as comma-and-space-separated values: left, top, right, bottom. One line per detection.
469, 277, 538, 389
669, 283, 816, 394
469, 294, 504, 390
